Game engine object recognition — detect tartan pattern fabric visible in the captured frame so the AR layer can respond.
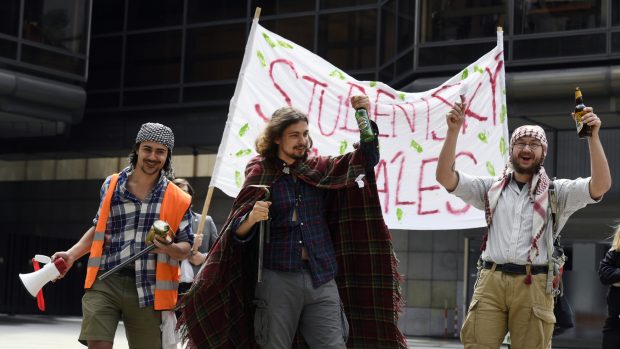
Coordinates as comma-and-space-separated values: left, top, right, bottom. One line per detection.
177, 142, 406, 348
93, 168, 193, 307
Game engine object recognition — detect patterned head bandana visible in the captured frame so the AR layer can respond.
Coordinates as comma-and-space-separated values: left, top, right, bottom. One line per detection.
135, 122, 175, 151
509, 125, 548, 161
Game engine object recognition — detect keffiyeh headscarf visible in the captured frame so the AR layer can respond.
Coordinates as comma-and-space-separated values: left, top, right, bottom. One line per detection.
135, 122, 175, 151
484, 125, 550, 283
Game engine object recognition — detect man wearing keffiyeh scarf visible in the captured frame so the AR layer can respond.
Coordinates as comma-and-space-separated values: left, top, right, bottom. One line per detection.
177, 96, 406, 349
436, 100, 611, 349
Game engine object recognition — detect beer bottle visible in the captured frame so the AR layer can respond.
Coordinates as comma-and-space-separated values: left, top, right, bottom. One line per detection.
574, 87, 591, 138
354, 108, 376, 142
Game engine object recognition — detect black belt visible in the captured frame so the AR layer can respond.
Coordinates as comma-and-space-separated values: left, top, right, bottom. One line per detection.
483, 261, 548, 275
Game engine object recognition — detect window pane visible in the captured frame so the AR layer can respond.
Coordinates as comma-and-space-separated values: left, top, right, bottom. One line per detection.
320, 0, 375, 10
418, 42, 496, 67
88, 36, 122, 90
21, 44, 85, 75
92, 0, 124, 35
514, 0, 605, 34
380, 0, 396, 64
183, 84, 236, 103
127, 0, 182, 30
0, 38, 17, 59
513, 34, 605, 60
188, 0, 246, 23
395, 50, 413, 76
613, 33, 620, 53
421, 0, 506, 43
23, 0, 89, 54
86, 92, 120, 109
318, 10, 377, 71
262, 16, 315, 51
250, 0, 314, 15
379, 63, 394, 83
0, 0, 20, 36
125, 31, 181, 86
185, 24, 245, 82
397, 0, 415, 51
124, 88, 179, 106
613, 2, 620, 26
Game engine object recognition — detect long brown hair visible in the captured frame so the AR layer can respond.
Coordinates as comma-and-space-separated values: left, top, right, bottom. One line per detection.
255, 106, 313, 160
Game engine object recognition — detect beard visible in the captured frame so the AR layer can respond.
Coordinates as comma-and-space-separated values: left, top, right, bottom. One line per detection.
510, 155, 542, 175
283, 146, 307, 160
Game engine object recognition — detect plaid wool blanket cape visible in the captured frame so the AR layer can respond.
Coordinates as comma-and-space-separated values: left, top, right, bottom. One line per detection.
177, 143, 406, 348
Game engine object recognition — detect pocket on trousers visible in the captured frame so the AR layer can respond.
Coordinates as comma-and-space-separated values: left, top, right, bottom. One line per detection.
340, 302, 350, 343
253, 299, 269, 346
533, 306, 556, 324
460, 298, 479, 343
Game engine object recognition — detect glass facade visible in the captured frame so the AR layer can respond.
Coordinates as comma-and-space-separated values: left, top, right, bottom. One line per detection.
0, 0, 91, 79
514, 0, 606, 34
420, 0, 506, 43
84, 0, 620, 113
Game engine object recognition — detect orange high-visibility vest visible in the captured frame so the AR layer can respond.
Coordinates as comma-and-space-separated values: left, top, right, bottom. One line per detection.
84, 174, 191, 310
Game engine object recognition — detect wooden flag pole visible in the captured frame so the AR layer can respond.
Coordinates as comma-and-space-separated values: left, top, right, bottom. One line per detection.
255, 7, 261, 19
195, 185, 214, 238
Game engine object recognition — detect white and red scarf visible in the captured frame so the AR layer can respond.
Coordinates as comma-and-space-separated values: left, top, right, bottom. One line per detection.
483, 125, 550, 283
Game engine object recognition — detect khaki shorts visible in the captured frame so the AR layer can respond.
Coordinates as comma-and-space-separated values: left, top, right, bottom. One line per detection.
79, 272, 162, 349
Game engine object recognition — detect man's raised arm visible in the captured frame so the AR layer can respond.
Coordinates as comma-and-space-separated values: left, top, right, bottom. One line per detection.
436, 101, 467, 192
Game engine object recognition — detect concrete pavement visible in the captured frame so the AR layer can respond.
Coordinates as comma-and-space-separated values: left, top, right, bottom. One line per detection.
0, 313, 493, 348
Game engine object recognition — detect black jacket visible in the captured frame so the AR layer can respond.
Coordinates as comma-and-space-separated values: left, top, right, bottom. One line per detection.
599, 250, 620, 317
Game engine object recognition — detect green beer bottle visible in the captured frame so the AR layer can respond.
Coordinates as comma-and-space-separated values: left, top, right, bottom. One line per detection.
355, 108, 376, 142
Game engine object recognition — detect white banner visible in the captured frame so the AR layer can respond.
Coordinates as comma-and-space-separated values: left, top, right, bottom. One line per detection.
211, 20, 509, 230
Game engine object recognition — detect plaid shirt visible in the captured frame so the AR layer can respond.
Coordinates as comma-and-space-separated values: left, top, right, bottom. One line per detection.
266, 175, 335, 287
232, 141, 378, 287
93, 167, 193, 307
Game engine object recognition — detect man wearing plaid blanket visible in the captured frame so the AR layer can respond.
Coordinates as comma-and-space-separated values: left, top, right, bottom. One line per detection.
177, 96, 406, 349
436, 101, 611, 349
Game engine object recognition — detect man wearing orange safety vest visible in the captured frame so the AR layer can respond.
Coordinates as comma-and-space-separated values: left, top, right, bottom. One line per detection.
52, 123, 193, 349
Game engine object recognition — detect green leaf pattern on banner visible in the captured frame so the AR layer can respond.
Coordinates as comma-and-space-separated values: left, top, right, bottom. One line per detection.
478, 132, 489, 144
486, 161, 496, 176
500, 104, 507, 124
329, 69, 346, 80
277, 40, 293, 49
239, 123, 249, 137
499, 137, 507, 156
410, 140, 423, 153
262, 32, 276, 48
235, 171, 242, 188
370, 81, 377, 87
257, 50, 266, 67
461, 69, 469, 80
339, 140, 348, 155
396, 208, 404, 222
235, 149, 252, 157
